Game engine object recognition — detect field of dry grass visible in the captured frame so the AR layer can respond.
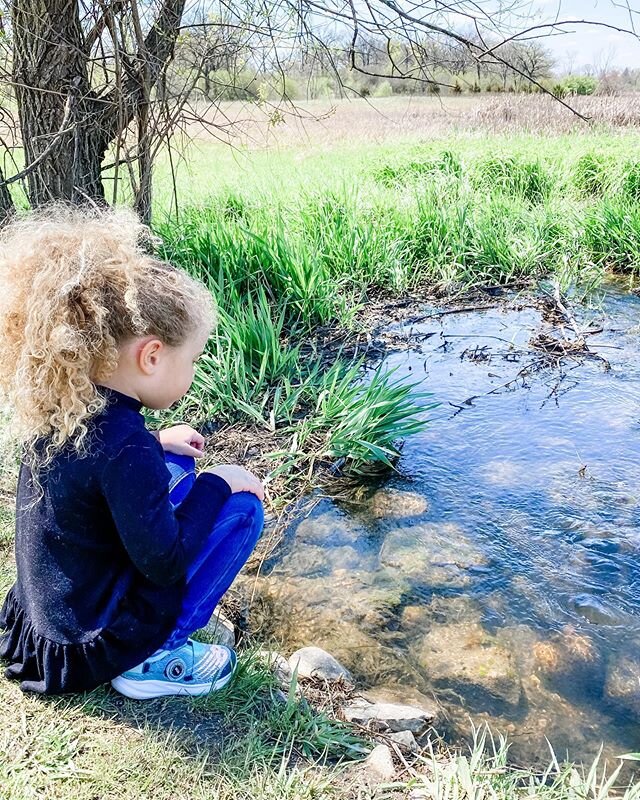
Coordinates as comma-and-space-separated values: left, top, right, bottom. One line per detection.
181, 93, 640, 151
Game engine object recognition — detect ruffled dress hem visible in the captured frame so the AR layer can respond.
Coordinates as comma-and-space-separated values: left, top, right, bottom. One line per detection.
0, 586, 174, 695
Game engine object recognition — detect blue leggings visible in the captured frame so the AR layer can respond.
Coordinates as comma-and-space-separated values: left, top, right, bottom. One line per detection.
160, 453, 264, 651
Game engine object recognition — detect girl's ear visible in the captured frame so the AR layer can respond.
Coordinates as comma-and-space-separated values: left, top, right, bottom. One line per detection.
137, 338, 164, 375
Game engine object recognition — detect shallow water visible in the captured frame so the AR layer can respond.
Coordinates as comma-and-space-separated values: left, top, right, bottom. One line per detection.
251, 283, 640, 766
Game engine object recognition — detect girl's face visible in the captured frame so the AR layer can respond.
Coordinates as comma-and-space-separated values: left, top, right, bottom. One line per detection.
138, 327, 210, 410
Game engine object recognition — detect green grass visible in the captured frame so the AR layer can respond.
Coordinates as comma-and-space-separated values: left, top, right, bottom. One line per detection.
410, 726, 640, 800
152, 133, 640, 493
0, 650, 363, 800
157, 136, 640, 301
2, 658, 640, 800
157, 206, 432, 495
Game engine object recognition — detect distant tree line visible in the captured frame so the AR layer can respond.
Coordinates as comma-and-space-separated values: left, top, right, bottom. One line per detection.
0, 1, 638, 223
168, 24, 640, 102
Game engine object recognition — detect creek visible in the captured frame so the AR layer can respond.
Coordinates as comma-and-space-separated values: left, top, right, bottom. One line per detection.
251, 282, 640, 766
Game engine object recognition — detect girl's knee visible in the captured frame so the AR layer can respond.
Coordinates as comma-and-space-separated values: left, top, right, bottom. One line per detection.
223, 491, 264, 536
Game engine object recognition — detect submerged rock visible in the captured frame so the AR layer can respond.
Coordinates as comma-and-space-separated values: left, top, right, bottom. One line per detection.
343, 698, 436, 735
288, 646, 352, 681
293, 506, 364, 548
370, 488, 429, 519
419, 622, 521, 713
401, 604, 430, 629
571, 594, 626, 626
282, 542, 366, 577
532, 627, 604, 701
380, 522, 488, 588
604, 645, 640, 720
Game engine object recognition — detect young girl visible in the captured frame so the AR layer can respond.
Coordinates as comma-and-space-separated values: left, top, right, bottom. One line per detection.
0, 206, 264, 699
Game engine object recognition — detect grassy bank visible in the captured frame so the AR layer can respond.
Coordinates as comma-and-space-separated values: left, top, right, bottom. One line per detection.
153, 133, 640, 506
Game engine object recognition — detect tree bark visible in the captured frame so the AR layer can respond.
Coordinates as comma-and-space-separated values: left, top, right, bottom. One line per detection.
11, 0, 186, 212
0, 165, 15, 225
11, 0, 107, 206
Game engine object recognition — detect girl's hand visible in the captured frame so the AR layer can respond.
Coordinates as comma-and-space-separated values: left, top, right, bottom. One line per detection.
156, 425, 205, 458
206, 464, 264, 501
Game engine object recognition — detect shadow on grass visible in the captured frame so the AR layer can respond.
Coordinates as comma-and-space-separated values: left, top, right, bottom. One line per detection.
23, 647, 366, 787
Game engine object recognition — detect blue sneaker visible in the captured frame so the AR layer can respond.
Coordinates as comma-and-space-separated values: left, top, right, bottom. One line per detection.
111, 638, 237, 699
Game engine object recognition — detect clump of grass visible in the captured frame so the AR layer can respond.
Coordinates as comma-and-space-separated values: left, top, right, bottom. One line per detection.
372, 149, 463, 186
398, 190, 468, 283
315, 362, 430, 470
265, 359, 433, 483
621, 161, 640, 202
474, 156, 553, 203
196, 650, 366, 762
159, 203, 351, 329
583, 201, 640, 274
184, 287, 313, 428
412, 725, 640, 800
573, 153, 612, 197
467, 197, 555, 282
297, 189, 387, 289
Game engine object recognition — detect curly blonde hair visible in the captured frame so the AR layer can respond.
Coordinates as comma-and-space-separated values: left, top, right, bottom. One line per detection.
0, 204, 215, 467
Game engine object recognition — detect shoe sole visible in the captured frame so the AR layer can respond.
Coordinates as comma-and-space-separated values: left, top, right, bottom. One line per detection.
110, 669, 234, 700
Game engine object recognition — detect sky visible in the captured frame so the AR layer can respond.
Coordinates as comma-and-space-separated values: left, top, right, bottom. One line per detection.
528, 0, 640, 70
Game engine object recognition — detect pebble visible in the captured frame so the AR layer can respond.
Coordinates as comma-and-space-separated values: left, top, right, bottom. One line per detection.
361, 744, 396, 782
343, 699, 436, 735
387, 729, 419, 753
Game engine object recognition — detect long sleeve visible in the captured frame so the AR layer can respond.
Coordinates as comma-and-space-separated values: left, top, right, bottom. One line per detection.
100, 434, 232, 587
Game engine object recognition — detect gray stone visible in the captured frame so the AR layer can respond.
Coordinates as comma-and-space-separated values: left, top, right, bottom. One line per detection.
288, 646, 352, 681
604, 651, 640, 720
362, 685, 440, 722
387, 730, 419, 753
257, 649, 293, 689
361, 744, 396, 782
343, 698, 436, 735
202, 609, 235, 648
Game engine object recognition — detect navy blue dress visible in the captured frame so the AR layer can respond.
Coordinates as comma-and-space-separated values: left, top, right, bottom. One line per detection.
0, 388, 231, 694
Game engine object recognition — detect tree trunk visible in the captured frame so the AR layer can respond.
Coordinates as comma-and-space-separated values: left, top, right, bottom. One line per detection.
0, 166, 15, 225
11, 0, 108, 207
11, 0, 186, 214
